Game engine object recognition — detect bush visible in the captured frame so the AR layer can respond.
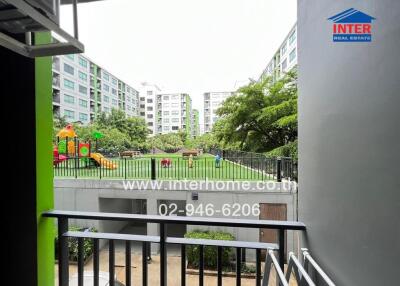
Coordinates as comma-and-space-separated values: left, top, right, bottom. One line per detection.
185, 230, 234, 269
266, 140, 298, 160
55, 226, 97, 262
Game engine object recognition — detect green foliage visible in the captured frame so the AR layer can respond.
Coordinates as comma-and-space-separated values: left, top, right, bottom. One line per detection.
147, 133, 185, 152
185, 230, 234, 269
213, 70, 298, 153
190, 133, 222, 151
267, 139, 298, 160
55, 226, 97, 262
53, 108, 149, 154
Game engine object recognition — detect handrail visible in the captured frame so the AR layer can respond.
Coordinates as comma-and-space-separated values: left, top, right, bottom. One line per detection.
302, 248, 336, 286
43, 210, 306, 230
45, 209, 306, 286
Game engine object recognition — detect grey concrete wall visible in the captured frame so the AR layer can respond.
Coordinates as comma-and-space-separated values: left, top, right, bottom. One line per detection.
54, 179, 298, 260
298, 1, 400, 285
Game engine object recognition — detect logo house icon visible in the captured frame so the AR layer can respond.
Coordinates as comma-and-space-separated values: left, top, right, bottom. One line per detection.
328, 8, 376, 42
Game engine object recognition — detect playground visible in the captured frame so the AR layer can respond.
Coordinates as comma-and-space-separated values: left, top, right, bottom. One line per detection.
53, 125, 278, 181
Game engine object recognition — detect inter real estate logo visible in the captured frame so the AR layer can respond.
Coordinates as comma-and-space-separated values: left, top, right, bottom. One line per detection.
328, 8, 376, 42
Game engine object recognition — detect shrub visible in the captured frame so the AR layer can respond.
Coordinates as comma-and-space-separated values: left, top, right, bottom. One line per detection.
55, 226, 97, 262
266, 140, 298, 160
185, 230, 234, 269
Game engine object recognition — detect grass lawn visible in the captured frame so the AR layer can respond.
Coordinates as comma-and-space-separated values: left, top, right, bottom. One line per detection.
54, 153, 275, 181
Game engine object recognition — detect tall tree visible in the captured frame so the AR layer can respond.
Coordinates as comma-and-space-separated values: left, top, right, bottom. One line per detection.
214, 70, 297, 153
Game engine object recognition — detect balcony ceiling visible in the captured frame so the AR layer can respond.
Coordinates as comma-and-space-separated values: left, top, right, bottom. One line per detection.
61, 0, 104, 4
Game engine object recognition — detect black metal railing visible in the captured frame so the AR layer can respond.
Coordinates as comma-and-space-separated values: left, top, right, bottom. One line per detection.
43, 210, 306, 286
209, 149, 298, 181
54, 155, 296, 182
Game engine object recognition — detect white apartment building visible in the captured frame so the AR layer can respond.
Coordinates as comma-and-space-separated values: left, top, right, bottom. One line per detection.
259, 23, 297, 82
156, 93, 194, 136
139, 82, 161, 135
203, 91, 233, 133
52, 54, 139, 124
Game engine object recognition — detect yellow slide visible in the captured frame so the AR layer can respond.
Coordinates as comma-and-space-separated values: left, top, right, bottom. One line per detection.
90, 153, 118, 169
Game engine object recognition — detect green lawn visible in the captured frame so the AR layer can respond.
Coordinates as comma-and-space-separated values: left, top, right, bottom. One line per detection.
54, 153, 275, 181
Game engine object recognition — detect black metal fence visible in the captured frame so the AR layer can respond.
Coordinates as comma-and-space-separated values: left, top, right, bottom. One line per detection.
209, 149, 298, 181
44, 210, 306, 286
54, 155, 296, 182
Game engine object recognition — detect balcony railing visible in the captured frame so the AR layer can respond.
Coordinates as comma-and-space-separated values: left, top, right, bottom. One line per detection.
43, 210, 306, 286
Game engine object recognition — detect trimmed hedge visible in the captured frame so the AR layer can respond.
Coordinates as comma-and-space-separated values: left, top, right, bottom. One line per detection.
55, 226, 97, 262
185, 230, 234, 269
266, 140, 298, 160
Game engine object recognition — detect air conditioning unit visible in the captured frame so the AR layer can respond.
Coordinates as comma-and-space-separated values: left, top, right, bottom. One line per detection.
0, 0, 84, 57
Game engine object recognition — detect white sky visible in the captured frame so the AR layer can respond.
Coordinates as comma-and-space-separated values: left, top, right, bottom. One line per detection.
61, 0, 296, 124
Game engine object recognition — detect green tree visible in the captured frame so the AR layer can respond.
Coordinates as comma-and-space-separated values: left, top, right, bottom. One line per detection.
214, 70, 297, 153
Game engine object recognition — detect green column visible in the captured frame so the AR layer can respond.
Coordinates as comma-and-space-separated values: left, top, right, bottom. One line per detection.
35, 32, 55, 286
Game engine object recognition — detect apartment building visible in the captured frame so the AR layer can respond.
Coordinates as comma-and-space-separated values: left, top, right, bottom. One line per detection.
52, 54, 139, 124
155, 93, 195, 136
139, 82, 161, 135
203, 91, 233, 133
259, 23, 297, 82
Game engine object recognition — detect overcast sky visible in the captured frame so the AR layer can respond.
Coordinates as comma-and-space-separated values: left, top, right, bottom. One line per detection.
61, 0, 296, 123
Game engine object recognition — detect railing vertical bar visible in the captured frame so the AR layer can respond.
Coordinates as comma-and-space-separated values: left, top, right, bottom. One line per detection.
217, 246, 223, 286
236, 248, 241, 286
58, 217, 69, 286
126, 241, 131, 286
181, 244, 186, 286
160, 223, 167, 286
93, 238, 99, 286
278, 229, 285, 271
199, 245, 204, 286
256, 249, 261, 286
142, 241, 148, 286
78, 237, 84, 286
109, 240, 115, 286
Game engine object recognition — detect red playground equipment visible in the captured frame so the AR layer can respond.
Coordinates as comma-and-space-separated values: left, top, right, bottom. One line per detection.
161, 158, 172, 168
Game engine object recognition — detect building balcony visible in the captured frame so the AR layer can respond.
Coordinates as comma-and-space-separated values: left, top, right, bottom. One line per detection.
43, 210, 330, 286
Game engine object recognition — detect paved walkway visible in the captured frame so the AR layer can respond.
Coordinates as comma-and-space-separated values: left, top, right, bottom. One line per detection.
56, 249, 297, 285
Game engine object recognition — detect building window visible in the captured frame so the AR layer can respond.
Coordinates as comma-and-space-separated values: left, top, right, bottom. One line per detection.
171, 118, 179, 123
163, 95, 169, 100
147, 106, 153, 111
112, 99, 118, 105
104, 96, 109, 103
112, 88, 117, 95
103, 72, 109, 81
104, 107, 110, 113
79, 113, 88, 121
79, 85, 87, 95
281, 42, 287, 55
163, 118, 169, 123
163, 111, 169, 116
64, 94, 74, 104
65, 54, 74, 61
289, 30, 296, 45
64, 79, 75, 90
78, 71, 87, 81
163, 126, 169, 131
147, 114, 153, 119
140, 112, 145, 116
147, 99, 153, 103
103, 84, 109, 92
171, 103, 179, 108
147, 91, 153, 95
289, 48, 297, 62
163, 103, 170, 108
171, 110, 179, 115
64, 63, 74, 75
140, 97, 145, 101
64, 109, 75, 120
172, 126, 179, 131
281, 59, 287, 71
112, 78, 117, 85
78, 57, 87, 68
148, 122, 154, 126
79, 99, 87, 108
171, 95, 179, 100
140, 104, 145, 108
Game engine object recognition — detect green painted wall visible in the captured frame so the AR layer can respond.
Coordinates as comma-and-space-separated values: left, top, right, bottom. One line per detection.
35, 32, 55, 286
